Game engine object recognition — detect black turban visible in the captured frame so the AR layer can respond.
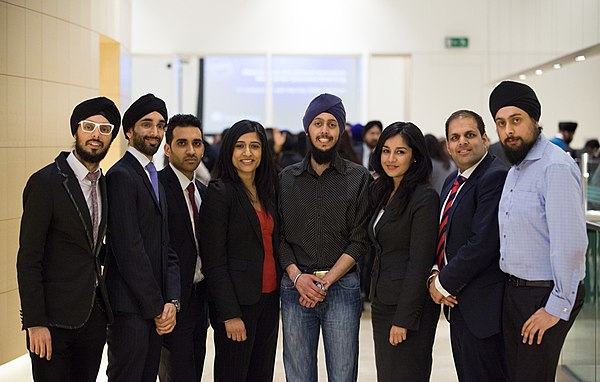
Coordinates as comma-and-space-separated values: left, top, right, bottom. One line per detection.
302, 93, 346, 136
70, 96, 121, 141
489, 81, 541, 122
559, 121, 578, 132
122, 94, 168, 138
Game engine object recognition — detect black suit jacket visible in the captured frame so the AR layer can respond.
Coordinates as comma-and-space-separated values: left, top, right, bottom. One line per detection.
105, 151, 180, 319
437, 154, 508, 338
369, 183, 439, 329
17, 152, 113, 329
158, 165, 206, 314
199, 180, 281, 322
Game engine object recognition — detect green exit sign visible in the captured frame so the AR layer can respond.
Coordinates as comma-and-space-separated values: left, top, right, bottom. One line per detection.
445, 37, 469, 48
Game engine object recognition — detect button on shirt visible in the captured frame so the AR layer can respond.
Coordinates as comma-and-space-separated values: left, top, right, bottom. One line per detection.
169, 163, 204, 283
279, 154, 370, 270
498, 134, 587, 320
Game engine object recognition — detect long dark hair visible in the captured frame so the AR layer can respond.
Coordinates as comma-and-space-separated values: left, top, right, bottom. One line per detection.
370, 122, 432, 213
212, 120, 278, 216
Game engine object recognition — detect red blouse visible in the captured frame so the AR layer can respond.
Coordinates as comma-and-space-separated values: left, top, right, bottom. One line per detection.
256, 209, 278, 293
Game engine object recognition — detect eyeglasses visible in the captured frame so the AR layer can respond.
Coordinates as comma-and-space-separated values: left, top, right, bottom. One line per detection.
79, 120, 114, 135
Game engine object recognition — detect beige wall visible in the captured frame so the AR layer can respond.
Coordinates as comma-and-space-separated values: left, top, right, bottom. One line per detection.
0, 0, 131, 365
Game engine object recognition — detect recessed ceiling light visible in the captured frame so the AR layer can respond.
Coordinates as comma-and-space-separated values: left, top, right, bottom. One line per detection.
519, 74, 527, 80
575, 55, 586, 62
535, 69, 543, 75
553, 63, 561, 69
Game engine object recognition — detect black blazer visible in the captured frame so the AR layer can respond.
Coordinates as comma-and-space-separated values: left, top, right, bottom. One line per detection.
17, 152, 112, 329
158, 165, 207, 314
199, 180, 281, 322
437, 154, 508, 338
105, 151, 180, 319
369, 183, 439, 329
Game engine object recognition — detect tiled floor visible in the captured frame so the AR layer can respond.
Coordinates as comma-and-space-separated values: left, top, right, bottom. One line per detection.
0, 304, 458, 381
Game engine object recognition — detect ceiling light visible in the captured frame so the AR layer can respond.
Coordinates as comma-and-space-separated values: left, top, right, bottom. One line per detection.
535, 69, 543, 75
553, 63, 561, 69
518, 74, 527, 80
575, 55, 586, 62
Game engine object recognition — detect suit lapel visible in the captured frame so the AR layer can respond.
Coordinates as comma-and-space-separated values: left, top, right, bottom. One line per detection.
98, 174, 108, 252
448, 155, 492, 224
234, 183, 262, 242
125, 151, 161, 211
165, 166, 196, 243
55, 154, 95, 252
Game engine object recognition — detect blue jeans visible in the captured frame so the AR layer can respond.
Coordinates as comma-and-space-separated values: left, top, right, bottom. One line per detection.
281, 270, 362, 382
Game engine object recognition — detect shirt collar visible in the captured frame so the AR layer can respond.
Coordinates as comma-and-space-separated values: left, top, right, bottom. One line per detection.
66, 151, 100, 181
127, 146, 152, 168
169, 163, 196, 191
521, 133, 547, 163
294, 152, 346, 176
459, 151, 488, 179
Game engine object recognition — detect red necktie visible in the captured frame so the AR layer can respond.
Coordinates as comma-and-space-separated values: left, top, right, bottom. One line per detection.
436, 175, 466, 269
186, 182, 200, 244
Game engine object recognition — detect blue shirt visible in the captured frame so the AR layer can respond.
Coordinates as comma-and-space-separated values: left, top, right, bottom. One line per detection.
498, 134, 587, 320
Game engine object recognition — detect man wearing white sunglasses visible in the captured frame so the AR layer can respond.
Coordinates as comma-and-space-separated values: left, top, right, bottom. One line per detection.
17, 96, 121, 381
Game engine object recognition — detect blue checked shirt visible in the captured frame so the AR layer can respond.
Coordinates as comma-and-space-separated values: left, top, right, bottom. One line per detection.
499, 134, 587, 320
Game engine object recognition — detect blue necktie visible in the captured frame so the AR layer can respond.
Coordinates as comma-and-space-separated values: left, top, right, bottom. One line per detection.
145, 162, 160, 202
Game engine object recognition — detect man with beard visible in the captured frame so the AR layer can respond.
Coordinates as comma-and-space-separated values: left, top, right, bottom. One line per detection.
353, 120, 382, 170
157, 114, 208, 382
17, 97, 120, 381
549, 121, 578, 158
278, 93, 370, 381
105, 94, 180, 382
490, 81, 586, 382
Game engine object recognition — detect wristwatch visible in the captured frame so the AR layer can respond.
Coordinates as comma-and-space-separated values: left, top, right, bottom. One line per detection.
168, 299, 180, 313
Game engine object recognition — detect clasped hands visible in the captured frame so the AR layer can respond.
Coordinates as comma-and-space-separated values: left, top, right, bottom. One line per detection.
427, 271, 458, 307
154, 302, 177, 335
295, 273, 328, 308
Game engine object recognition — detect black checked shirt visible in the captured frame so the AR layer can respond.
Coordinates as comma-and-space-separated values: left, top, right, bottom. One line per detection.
278, 154, 370, 271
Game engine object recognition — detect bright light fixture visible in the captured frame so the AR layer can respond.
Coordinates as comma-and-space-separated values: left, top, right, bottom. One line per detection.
575, 55, 586, 62
535, 69, 543, 75
518, 74, 527, 80
553, 63, 561, 69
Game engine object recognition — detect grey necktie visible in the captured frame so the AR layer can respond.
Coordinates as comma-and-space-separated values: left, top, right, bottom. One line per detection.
85, 171, 101, 245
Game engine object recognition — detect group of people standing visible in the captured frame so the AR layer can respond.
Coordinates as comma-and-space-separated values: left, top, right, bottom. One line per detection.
16, 80, 586, 382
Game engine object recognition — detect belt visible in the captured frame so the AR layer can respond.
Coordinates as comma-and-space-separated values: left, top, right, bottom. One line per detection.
507, 275, 554, 288
299, 265, 357, 275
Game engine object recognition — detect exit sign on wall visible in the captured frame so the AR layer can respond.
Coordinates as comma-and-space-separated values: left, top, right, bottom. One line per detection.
445, 37, 469, 48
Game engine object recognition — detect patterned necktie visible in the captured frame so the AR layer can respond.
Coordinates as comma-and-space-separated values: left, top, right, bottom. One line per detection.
85, 171, 101, 245
186, 182, 200, 243
145, 162, 160, 202
436, 175, 467, 269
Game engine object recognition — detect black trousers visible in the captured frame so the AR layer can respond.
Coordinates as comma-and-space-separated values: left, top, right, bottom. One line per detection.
211, 291, 279, 382
449, 305, 507, 382
106, 312, 163, 382
159, 281, 209, 382
27, 300, 107, 382
503, 281, 585, 382
371, 296, 438, 382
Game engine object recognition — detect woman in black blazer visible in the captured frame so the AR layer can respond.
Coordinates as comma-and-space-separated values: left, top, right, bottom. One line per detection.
368, 122, 440, 381
199, 120, 280, 381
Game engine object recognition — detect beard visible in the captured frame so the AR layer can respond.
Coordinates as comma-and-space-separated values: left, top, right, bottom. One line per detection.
309, 136, 340, 164
132, 132, 161, 157
75, 138, 109, 164
502, 130, 540, 165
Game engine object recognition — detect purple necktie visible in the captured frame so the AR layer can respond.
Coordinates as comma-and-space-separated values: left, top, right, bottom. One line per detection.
145, 162, 160, 202
85, 171, 101, 245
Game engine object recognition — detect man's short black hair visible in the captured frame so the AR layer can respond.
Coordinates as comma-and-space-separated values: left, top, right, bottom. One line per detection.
166, 114, 202, 144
